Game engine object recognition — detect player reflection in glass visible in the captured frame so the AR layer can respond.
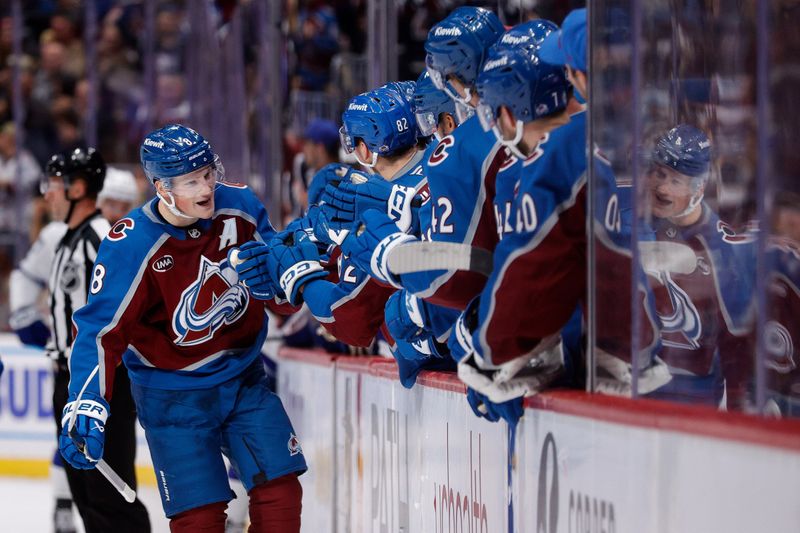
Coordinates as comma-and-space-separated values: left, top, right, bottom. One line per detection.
642, 125, 756, 409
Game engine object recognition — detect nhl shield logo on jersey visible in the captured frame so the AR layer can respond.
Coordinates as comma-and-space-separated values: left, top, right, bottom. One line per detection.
59, 261, 80, 292
172, 255, 249, 346
287, 433, 303, 456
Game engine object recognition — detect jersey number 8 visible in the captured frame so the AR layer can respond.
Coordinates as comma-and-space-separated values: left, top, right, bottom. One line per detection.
90, 264, 106, 295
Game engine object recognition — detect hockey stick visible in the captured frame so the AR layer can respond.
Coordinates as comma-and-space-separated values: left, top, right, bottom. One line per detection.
386, 241, 494, 276
67, 366, 137, 503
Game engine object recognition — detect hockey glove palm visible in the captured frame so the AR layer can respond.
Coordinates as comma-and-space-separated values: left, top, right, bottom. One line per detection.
321, 177, 419, 233
340, 209, 414, 286
307, 163, 369, 206
266, 231, 328, 306
59, 391, 109, 469
466, 388, 524, 426
385, 290, 430, 346
306, 205, 350, 246
230, 241, 276, 300
393, 338, 455, 389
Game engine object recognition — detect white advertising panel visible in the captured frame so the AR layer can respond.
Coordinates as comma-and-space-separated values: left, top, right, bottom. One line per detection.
0, 336, 54, 460
277, 354, 337, 533
515, 408, 800, 533
356, 368, 509, 533
0, 334, 154, 474
334, 360, 369, 533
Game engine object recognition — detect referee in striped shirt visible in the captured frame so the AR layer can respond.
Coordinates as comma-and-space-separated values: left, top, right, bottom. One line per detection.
43, 147, 150, 533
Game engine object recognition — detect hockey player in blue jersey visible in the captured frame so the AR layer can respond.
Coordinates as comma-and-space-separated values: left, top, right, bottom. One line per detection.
58, 124, 306, 532
332, 12, 564, 310
234, 87, 429, 357
384, 6, 508, 308
443, 34, 574, 417
641, 125, 756, 409
373, 21, 563, 392
446, 8, 670, 417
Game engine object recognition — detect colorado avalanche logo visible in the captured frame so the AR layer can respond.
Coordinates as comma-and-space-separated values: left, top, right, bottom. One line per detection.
765, 320, 795, 374
656, 271, 702, 350
172, 256, 250, 346
287, 433, 303, 456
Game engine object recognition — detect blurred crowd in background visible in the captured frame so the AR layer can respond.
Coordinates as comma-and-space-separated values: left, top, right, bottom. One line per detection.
0, 0, 582, 330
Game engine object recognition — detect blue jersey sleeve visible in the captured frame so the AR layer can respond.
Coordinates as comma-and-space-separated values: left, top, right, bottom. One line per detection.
216, 182, 278, 242
69, 213, 160, 400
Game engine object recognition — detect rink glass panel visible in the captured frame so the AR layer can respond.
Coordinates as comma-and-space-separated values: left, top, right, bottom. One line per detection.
762, 2, 800, 417
588, 1, 763, 411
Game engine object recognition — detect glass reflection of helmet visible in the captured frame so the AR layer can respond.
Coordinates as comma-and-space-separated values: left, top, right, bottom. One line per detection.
652, 124, 712, 185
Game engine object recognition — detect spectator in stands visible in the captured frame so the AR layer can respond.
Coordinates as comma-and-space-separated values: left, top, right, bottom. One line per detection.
285, 118, 340, 221
52, 108, 84, 153
97, 166, 141, 223
0, 122, 41, 198
291, 4, 339, 90
46, 9, 85, 80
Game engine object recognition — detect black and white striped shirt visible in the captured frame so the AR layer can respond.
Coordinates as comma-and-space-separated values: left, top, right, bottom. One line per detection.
47, 210, 110, 362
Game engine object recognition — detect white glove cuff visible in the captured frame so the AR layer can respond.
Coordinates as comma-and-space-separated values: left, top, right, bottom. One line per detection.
453, 313, 476, 362
280, 260, 324, 304
62, 399, 109, 428
404, 292, 426, 329
371, 232, 415, 288
387, 184, 415, 233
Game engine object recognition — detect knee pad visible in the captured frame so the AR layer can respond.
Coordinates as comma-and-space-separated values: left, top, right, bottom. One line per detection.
248, 474, 302, 533
169, 501, 228, 533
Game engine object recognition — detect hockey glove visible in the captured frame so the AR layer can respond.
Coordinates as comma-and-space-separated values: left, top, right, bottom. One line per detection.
321, 176, 419, 233
393, 338, 455, 389
10, 307, 50, 347
266, 230, 328, 306
230, 241, 276, 300
340, 209, 414, 287
306, 205, 350, 246
447, 297, 479, 363
307, 163, 369, 206
384, 290, 428, 344
466, 388, 524, 426
0, 356, 3, 378
15, 320, 50, 348
59, 391, 109, 470
284, 211, 339, 260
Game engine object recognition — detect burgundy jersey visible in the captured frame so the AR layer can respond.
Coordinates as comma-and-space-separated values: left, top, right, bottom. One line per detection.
68, 184, 294, 400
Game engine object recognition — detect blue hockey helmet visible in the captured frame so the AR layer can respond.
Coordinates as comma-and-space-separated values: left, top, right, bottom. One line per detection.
424, 6, 504, 106
382, 80, 417, 109
495, 19, 558, 53
140, 124, 223, 187
475, 45, 570, 158
340, 87, 417, 168
652, 124, 711, 182
381, 80, 422, 138
413, 70, 457, 138
650, 124, 712, 217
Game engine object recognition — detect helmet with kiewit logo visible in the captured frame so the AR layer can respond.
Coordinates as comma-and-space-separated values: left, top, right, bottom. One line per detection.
140, 124, 224, 187
424, 6, 504, 106
339, 88, 417, 168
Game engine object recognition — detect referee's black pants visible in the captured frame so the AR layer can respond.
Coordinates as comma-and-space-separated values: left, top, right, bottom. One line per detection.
54, 363, 151, 533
